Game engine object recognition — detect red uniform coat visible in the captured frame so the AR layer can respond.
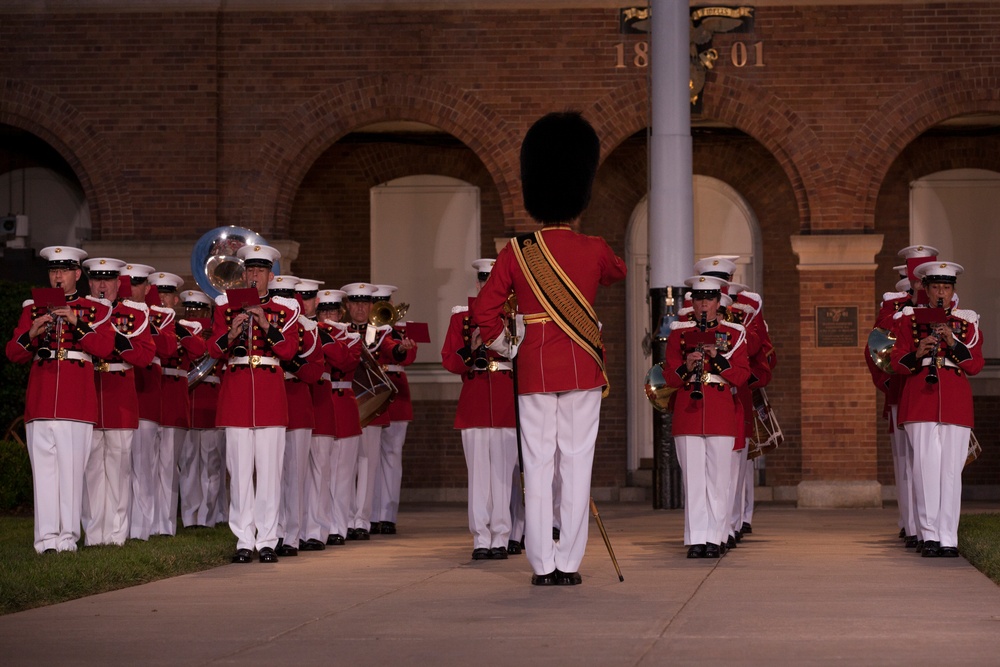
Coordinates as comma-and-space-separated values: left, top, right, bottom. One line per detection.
284, 316, 322, 431
441, 307, 515, 429
6, 294, 116, 424
158, 316, 207, 429
94, 300, 156, 429
311, 322, 363, 438
890, 306, 983, 428
188, 317, 221, 429
386, 324, 417, 423
472, 227, 627, 395
665, 319, 750, 437
134, 307, 173, 424
209, 294, 299, 428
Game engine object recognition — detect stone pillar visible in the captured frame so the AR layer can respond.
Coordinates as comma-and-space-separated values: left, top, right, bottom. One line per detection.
791, 234, 884, 508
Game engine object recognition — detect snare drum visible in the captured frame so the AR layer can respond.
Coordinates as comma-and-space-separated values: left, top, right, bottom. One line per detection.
747, 387, 783, 461
353, 345, 398, 428
965, 430, 982, 468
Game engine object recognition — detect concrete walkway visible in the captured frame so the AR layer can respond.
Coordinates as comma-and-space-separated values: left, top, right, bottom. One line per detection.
2, 502, 1000, 666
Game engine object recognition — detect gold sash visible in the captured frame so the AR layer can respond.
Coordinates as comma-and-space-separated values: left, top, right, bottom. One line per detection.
511, 231, 609, 397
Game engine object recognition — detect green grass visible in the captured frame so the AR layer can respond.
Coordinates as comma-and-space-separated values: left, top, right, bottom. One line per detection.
0, 517, 235, 615
958, 512, 1000, 585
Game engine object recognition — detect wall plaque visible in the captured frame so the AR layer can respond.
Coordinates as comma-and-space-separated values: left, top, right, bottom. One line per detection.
816, 306, 858, 348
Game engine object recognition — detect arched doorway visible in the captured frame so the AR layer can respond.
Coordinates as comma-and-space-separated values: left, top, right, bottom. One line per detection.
625, 175, 762, 474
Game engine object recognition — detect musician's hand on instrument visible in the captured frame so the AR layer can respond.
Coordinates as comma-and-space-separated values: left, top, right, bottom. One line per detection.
916, 335, 937, 358
703, 344, 718, 359
51, 305, 77, 327
228, 312, 248, 340
28, 314, 52, 339
933, 323, 955, 348
398, 337, 416, 351
685, 350, 703, 371
245, 305, 268, 329
470, 329, 483, 349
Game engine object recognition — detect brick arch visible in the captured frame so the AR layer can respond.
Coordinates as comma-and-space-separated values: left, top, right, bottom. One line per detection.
841, 65, 1000, 231
246, 74, 520, 235
0, 78, 133, 237
589, 75, 824, 230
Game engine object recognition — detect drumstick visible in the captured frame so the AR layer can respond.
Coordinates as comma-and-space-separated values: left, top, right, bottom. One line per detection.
590, 497, 624, 582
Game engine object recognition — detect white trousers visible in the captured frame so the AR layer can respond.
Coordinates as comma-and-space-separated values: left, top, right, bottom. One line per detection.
741, 457, 755, 526
461, 427, 517, 550
82, 428, 133, 546
226, 426, 285, 551
889, 405, 917, 537
904, 421, 968, 548
177, 427, 204, 528
510, 461, 525, 543
676, 435, 735, 546
129, 419, 159, 540
153, 426, 185, 536
191, 428, 226, 527
304, 434, 334, 541
279, 428, 313, 545
372, 420, 408, 524
728, 441, 750, 536
519, 389, 601, 576
331, 435, 361, 537
351, 425, 383, 531
26, 420, 93, 553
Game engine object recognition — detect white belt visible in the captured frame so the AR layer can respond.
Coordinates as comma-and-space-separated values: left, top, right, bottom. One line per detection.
921, 357, 960, 369
200, 375, 220, 384
228, 356, 281, 368
284, 372, 299, 381
385, 364, 404, 373
151, 356, 161, 365
320, 372, 332, 382
688, 373, 728, 386
162, 367, 187, 378
474, 360, 512, 372
96, 361, 133, 373
330, 381, 352, 390
35, 350, 93, 364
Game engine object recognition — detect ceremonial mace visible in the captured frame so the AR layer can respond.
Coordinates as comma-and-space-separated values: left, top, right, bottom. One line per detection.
590, 497, 624, 582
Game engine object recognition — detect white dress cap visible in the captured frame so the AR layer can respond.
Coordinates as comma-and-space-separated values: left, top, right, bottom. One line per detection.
341, 282, 378, 301
892, 264, 908, 277
295, 279, 325, 293
897, 244, 939, 260
150, 271, 184, 291
914, 260, 963, 282
180, 290, 213, 307
684, 274, 730, 293
122, 263, 156, 279
471, 258, 496, 274
82, 257, 127, 276
237, 243, 281, 267
267, 275, 300, 291
318, 289, 346, 306
40, 246, 88, 267
373, 284, 398, 299
693, 255, 739, 277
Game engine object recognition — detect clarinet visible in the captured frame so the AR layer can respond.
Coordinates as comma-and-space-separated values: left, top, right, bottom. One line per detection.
925, 297, 944, 385
233, 280, 255, 357
690, 311, 708, 400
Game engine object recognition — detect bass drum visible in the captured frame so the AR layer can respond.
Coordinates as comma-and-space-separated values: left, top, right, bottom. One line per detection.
747, 387, 783, 461
353, 344, 398, 428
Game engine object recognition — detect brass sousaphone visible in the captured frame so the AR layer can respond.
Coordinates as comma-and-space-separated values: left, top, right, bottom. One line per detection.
867, 327, 896, 374
187, 226, 279, 386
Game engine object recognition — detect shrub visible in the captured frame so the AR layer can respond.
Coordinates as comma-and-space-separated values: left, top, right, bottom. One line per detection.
0, 280, 33, 434
0, 439, 33, 511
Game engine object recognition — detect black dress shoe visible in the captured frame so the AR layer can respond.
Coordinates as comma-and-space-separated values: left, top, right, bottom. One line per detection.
556, 570, 582, 585
726, 535, 737, 549
472, 547, 491, 560
258, 547, 279, 563
687, 544, 706, 559
231, 548, 253, 563
380, 521, 396, 535
939, 546, 959, 558
734, 530, 743, 542
507, 540, 523, 555
346, 528, 357, 540
490, 547, 508, 560
327, 534, 345, 546
531, 571, 558, 586
355, 528, 370, 541
915, 540, 925, 553
719, 541, 728, 556
370, 522, 381, 534
299, 538, 325, 551
898, 527, 907, 539
276, 543, 298, 557
741, 522, 752, 535
921, 540, 941, 558
43, 548, 57, 555
552, 526, 560, 541
704, 543, 721, 558
904, 536, 919, 549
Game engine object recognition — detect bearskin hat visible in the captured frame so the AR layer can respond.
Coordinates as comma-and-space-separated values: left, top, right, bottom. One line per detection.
520, 112, 600, 225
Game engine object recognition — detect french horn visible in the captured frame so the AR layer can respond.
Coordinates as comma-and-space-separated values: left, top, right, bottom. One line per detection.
867, 327, 896, 374
369, 300, 409, 327
187, 225, 278, 386
644, 362, 677, 412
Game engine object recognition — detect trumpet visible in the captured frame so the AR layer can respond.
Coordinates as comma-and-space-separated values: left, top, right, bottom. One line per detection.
925, 297, 945, 385
689, 311, 708, 400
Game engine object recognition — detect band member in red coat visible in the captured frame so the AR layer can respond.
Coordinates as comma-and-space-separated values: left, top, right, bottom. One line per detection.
472, 112, 627, 586
181, 289, 227, 527
341, 281, 415, 540
444, 259, 518, 561
80, 258, 156, 546
371, 283, 417, 536
665, 274, 750, 559
209, 244, 300, 563
6, 246, 116, 553
890, 261, 982, 558
301, 288, 364, 549
123, 262, 161, 541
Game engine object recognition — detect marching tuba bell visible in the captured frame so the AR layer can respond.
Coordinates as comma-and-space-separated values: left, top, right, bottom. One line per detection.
867, 327, 896, 374
644, 362, 678, 412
